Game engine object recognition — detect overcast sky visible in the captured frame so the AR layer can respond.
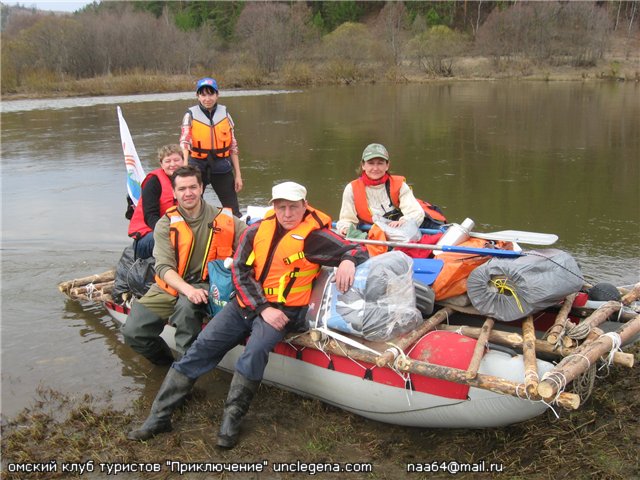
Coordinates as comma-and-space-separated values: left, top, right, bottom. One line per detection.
3, 1, 95, 12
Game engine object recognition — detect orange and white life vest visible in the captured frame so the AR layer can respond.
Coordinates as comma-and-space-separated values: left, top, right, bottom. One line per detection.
351, 175, 447, 227
188, 105, 232, 160
240, 207, 331, 307
155, 206, 235, 296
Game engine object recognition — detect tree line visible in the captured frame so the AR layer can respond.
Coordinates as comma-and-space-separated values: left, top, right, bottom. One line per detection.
1, 1, 637, 93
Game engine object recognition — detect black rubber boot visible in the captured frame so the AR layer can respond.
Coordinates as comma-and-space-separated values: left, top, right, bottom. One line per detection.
145, 343, 175, 366
216, 373, 260, 449
127, 368, 195, 441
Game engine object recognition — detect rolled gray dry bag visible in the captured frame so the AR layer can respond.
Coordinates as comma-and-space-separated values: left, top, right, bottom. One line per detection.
466, 249, 584, 322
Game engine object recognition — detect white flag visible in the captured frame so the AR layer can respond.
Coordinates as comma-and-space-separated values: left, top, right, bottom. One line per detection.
117, 106, 146, 206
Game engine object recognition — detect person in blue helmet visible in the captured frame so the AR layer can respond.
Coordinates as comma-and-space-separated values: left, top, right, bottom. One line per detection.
179, 77, 243, 217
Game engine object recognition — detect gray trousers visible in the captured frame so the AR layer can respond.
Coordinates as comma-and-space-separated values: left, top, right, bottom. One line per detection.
122, 284, 208, 361
173, 299, 307, 382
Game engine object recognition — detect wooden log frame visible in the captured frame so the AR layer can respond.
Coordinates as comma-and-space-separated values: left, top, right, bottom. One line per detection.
69, 281, 114, 298
521, 316, 539, 396
289, 331, 580, 410
58, 270, 115, 295
465, 318, 494, 379
375, 307, 454, 367
561, 284, 640, 347
536, 314, 640, 400
436, 324, 634, 368
546, 293, 578, 345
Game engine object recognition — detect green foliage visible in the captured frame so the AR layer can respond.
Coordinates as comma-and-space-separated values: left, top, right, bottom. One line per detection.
318, 1, 367, 32
311, 11, 325, 32
407, 25, 468, 76
174, 10, 199, 31
405, 1, 457, 27
132, 1, 165, 17
322, 22, 374, 63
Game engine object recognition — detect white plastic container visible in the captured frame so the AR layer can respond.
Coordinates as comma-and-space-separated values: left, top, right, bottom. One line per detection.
433, 218, 475, 256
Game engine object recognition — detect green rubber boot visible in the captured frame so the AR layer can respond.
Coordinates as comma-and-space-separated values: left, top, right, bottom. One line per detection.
127, 368, 195, 441
216, 372, 260, 449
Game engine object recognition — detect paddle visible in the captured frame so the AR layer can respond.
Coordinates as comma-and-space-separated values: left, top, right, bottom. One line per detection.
348, 238, 523, 258
332, 222, 558, 245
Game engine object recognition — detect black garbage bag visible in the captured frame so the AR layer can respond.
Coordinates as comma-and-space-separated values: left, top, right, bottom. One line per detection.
112, 244, 156, 302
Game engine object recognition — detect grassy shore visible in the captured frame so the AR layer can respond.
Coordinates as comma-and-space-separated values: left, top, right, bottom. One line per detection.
3, 43, 639, 102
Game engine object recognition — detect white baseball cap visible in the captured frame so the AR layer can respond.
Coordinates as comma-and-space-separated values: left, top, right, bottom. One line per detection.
269, 182, 307, 203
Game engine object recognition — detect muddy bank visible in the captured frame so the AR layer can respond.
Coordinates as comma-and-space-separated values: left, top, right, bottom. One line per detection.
2, 342, 638, 480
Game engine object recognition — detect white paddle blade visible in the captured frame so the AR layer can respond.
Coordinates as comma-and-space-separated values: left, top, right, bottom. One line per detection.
470, 230, 558, 245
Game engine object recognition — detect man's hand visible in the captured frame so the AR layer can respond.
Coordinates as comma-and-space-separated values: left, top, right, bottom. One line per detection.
334, 259, 356, 293
183, 284, 209, 304
261, 306, 290, 331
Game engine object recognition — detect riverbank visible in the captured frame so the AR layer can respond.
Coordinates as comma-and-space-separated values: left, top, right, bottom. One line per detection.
2, 342, 639, 479
3, 34, 639, 101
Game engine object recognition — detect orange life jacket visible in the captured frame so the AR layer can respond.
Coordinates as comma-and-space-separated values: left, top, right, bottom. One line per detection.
351, 175, 406, 225
239, 207, 331, 307
155, 206, 236, 297
350, 175, 447, 227
127, 169, 175, 239
188, 105, 232, 160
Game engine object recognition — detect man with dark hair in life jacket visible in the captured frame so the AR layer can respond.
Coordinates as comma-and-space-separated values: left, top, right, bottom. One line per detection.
122, 166, 247, 365
179, 77, 243, 217
127, 181, 369, 448
336, 143, 446, 256
127, 144, 182, 259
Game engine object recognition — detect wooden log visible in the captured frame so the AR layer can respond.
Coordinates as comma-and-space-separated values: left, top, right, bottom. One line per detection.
522, 316, 538, 395
562, 299, 625, 348
288, 331, 580, 410
70, 292, 113, 303
537, 314, 640, 399
375, 307, 454, 367
68, 281, 114, 300
58, 270, 115, 294
561, 335, 577, 349
436, 324, 634, 368
580, 300, 622, 330
585, 326, 604, 344
465, 318, 494, 379
546, 293, 578, 344
621, 282, 640, 305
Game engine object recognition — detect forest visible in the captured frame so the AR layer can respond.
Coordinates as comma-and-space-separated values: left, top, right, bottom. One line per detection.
1, 1, 638, 95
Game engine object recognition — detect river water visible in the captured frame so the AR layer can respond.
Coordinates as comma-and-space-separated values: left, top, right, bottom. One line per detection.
1, 83, 638, 419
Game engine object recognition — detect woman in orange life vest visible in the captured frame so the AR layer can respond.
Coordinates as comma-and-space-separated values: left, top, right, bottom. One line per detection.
336, 143, 427, 256
127, 144, 182, 259
180, 77, 243, 217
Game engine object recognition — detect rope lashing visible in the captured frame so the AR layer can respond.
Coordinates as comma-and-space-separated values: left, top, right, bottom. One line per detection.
491, 278, 524, 313
598, 332, 622, 371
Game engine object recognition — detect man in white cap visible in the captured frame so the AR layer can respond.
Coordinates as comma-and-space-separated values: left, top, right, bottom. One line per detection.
128, 181, 368, 448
